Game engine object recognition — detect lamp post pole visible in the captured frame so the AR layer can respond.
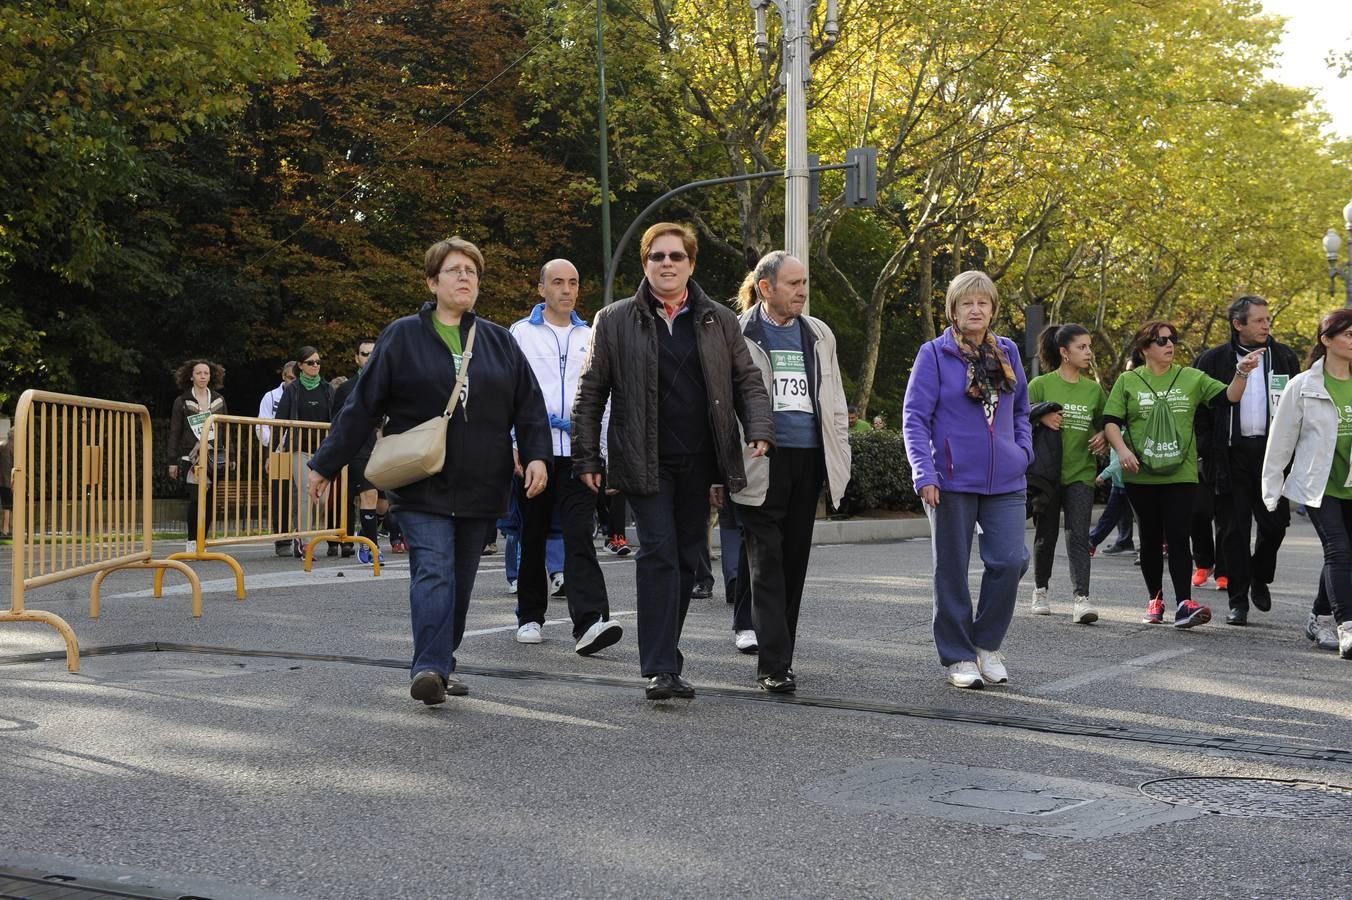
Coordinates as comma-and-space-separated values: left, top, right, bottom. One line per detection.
596, 0, 612, 286
752, 0, 837, 312
1322, 199, 1352, 309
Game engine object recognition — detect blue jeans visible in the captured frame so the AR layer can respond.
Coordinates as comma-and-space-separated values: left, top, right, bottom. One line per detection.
399, 509, 493, 679
926, 490, 1028, 666
500, 477, 563, 583
1089, 485, 1133, 548
627, 453, 714, 676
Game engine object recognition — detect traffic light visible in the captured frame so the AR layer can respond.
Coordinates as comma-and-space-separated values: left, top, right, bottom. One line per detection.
845, 146, 878, 207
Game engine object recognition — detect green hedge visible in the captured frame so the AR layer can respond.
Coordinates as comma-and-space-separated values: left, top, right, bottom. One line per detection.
842, 429, 922, 514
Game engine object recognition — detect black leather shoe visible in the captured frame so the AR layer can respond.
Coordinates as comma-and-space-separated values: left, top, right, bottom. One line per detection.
757, 672, 797, 693
671, 675, 696, 699
645, 674, 677, 700
1251, 582, 1272, 612
1226, 606, 1248, 626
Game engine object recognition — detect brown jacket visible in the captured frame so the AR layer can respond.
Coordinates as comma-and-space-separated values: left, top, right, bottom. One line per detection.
572, 278, 774, 496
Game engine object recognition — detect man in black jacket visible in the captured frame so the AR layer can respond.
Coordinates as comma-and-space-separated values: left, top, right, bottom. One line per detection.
573, 222, 774, 701
1193, 295, 1300, 625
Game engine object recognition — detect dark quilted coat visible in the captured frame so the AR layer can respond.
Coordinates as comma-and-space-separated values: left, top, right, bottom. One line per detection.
571, 278, 774, 496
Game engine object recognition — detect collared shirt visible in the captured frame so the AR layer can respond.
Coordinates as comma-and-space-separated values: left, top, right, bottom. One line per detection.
651, 289, 690, 333
1236, 345, 1268, 437
256, 382, 287, 448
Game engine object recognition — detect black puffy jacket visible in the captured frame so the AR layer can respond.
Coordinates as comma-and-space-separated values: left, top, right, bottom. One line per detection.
572, 278, 774, 496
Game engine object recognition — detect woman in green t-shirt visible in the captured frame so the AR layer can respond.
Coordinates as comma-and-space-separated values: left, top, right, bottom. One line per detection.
1261, 308, 1352, 659
1104, 320, 1262, 629
1027, 324, 1107, 625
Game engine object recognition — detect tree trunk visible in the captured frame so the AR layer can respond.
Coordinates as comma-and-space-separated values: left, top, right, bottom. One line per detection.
918, 232, 935, 341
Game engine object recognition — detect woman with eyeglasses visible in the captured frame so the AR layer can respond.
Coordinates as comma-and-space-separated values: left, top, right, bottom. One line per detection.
1262, 309, 1352, 659
1103, 321, 1262, 628
307, 237, 552, 705
275, 344, 337, 558
166, 359, 228, 553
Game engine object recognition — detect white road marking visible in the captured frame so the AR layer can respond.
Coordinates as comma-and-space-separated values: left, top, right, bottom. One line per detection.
1034, 647, 1195, 694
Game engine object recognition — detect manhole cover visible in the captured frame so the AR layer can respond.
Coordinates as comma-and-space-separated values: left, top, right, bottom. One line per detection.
1140, 777, 1352, 820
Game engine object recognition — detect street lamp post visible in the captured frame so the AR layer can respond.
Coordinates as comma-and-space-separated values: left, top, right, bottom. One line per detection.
1321, 200, 1352, 309
751, 0, 837, 288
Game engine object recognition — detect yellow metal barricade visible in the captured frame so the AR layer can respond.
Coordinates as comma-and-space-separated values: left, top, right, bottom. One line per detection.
3, 390, 203, 672
158, 413, 379, 595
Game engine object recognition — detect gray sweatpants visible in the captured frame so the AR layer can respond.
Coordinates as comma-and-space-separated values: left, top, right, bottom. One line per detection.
1032, 480, 1093, 597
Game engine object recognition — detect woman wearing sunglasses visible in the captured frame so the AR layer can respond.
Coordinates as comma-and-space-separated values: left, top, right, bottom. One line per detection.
275, 345, 337, 558
1103, 321, 1262, 627
1262, 309, 1352, 659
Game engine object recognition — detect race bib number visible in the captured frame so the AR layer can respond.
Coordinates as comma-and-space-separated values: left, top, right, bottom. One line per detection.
770, 350, 812, 414
187, 411, 211, 440
1268, 373, 1288, 414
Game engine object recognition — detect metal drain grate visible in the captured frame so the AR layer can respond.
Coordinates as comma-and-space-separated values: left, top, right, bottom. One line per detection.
1140, 776, 1352, 820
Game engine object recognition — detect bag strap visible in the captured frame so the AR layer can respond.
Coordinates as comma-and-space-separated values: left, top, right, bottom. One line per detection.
441, 323, 477, 418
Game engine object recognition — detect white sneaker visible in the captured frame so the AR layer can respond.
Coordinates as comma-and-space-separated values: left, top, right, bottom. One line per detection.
947, 660, 984, 689
550, 572, 566, 597
1072, 595, 1099, 625
184, 540, 197, 554
1338, 622, 1352, 660
734, 630, 758, 653
1313, 615, 1340, 652
515, 622, 543, 644
575, 619, 623, 656
976, 648, 1009, 684
506, 579, 517, 594
1030, 587, 1051, 615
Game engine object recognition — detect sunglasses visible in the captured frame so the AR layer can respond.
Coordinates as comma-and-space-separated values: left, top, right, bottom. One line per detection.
357, 351, 371, 358
647, 251, 689, 263
302, 358, 322, 366
1150, 335, 1180, 347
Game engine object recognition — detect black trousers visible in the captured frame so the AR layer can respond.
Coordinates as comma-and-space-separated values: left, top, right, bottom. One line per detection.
1190, 479, 1228, 576
735, 448, 823, 677
627, 453, 715, 677
1224, 438, 1290, 610
517, 457, 610, 636
1126, 482, 1195, 605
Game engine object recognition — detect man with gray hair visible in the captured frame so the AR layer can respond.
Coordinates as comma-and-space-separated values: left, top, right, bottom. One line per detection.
1193, 294, 1301, 625
730, 251, 851, 692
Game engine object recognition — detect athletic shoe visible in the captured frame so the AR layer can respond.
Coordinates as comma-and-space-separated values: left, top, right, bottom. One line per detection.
947, 661, 984, 689
515, 622, 543, 644
1174, 599, 1211, 629
976, 648, 1008, 684
605, 536, 632, 556
575, 619, 623, 656
1192, 566, 1212, 588
1143, 593, 1165, 624
482, 542, 497, 556
1310, 615, 1340, 652
390, 537, 408, 554
1339, 622, 1352, 660
357, 545, 382, 566
550, 572, 566, 597
691, 583, 714, 600
506, 579, 517, 594
410, 670, 446, 705
1215, 575, 1228, 591
734, 630, 759, 653
274, 540, 292, 557
184, 540, 197, 554
1029, 587, 1051, 615
292, 538, 304, 558
1072, 596, 1099, 625
1133, 553, 1141, 567
1102, 542, 1134, 555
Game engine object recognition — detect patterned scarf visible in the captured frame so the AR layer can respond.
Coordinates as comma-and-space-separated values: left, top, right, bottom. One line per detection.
952, 327, 1016, 424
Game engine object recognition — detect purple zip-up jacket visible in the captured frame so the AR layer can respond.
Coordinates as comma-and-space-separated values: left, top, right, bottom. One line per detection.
902, 330, 1032, 496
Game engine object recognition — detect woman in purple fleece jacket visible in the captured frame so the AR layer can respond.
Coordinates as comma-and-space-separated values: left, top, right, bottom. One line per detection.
902, 271, 1032, 690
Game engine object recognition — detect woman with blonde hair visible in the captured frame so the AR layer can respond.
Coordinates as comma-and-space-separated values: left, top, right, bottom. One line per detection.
902, 271, 1030, 689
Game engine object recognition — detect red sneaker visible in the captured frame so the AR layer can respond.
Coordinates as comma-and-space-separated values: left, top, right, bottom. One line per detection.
1191, 566, 1212, 587
1143, 593, 1165, 624
1174, 599, 1212, 629
1215, 575, 1229, 591
390, 537, 408, 554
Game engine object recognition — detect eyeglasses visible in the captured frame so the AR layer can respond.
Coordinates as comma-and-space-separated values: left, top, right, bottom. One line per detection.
357, 350, 371, 358
440, 265, 478, 279
1150, 335, 1180, 346
302, 358, 322, 366
646, 251, 689, 263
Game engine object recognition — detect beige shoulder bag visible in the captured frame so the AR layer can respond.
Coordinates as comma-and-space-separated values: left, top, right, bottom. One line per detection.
365, 324, 476, 491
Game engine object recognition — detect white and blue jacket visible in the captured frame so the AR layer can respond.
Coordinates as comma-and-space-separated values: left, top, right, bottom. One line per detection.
510, 303, 590, 458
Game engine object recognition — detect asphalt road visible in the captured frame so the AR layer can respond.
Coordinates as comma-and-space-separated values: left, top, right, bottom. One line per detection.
1, 516, 1349, 899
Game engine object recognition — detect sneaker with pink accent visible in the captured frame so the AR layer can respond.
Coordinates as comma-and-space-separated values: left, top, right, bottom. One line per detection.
1174, 599, 1211, 629
1142, 593, 1165, 624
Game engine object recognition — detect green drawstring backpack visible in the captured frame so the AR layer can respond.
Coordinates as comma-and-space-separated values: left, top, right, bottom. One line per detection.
1127, 368, 1189, 476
